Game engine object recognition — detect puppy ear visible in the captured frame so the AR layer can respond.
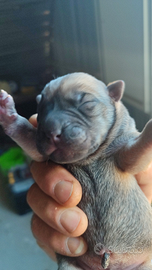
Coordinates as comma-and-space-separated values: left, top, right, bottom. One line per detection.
107, 80, 125, 102
36, 94, 42, 104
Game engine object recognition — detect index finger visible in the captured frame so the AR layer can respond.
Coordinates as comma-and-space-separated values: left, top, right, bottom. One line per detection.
29, 114, 38, 127
30, 161, 82, 207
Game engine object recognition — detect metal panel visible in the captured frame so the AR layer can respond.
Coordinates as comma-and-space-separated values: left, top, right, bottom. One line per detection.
52, 0, 103, 79
0, 0, 54, 80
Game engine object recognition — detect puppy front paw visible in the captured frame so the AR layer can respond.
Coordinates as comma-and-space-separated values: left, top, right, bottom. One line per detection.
0, 90, 18, 133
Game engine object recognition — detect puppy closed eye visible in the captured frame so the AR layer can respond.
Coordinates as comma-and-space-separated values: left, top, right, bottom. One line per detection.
79, 100, 99, 115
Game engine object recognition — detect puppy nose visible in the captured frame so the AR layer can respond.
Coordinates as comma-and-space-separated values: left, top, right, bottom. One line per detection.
51, 130, 61, 142
43, 118, 63, 142
45, 129, 61, 142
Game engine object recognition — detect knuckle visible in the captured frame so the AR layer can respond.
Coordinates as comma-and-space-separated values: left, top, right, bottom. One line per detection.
48, 233, 58, 248
26, 183, 37, 206
31, 214, 40, 239
45, 203, 59, 225
30, 160, 37, 174
37, 241, 57, 261
48, 232, 65, 254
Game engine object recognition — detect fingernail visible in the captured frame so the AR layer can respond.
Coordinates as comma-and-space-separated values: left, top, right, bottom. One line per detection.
60, 210, 80, 233
54, 181, 73, 204
67, 237, 84, 255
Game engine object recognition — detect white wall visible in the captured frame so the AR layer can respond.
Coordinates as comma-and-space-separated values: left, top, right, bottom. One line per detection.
52, 0, 152, 120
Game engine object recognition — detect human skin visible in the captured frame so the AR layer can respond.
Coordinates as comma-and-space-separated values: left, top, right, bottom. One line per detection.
27, 114, 152, 261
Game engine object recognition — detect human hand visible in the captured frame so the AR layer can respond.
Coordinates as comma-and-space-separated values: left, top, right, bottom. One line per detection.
27, 115, 88, 261
27, 161, 88, 260
27, 114, 152, 261
135, 162, 152, 204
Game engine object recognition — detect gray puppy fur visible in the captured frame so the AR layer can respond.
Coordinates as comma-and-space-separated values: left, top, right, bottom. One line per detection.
0, 72, 152, 269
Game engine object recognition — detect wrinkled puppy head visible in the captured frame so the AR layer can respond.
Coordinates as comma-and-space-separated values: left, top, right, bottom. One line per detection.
36, 73, 124, 164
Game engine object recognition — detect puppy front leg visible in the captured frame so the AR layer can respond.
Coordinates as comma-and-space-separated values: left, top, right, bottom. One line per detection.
115, 120, 152, 175
0, 90, 44, 162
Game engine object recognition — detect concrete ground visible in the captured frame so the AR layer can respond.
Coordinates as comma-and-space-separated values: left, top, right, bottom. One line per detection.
0, 178, 57, 270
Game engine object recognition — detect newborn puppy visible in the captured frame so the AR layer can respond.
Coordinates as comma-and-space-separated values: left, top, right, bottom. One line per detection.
1, 73, 152, 270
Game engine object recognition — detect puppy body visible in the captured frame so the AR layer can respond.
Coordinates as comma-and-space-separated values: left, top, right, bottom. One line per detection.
0, 73, 152, 269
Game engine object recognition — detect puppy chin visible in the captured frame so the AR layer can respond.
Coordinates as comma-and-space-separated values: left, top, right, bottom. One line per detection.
37, 142, 57, 157
37, 137, 100, 163
48, 148, 90, 164
48, 143, 100, 164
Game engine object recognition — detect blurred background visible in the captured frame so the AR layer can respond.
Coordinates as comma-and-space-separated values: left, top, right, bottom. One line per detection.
0, 0, 152, 269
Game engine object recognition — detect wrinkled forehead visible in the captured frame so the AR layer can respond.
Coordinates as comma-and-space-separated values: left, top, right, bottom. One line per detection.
42, 73, 107, 100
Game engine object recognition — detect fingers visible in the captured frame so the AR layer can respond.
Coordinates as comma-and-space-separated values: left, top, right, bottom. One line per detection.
29, 114, 37, 127
28, 116, 88, 258
27, 183, 88, 237
135, 162, 152, 203
31, 214, 88, 258
28, 162, 88, 257
30, 161, 82, 207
